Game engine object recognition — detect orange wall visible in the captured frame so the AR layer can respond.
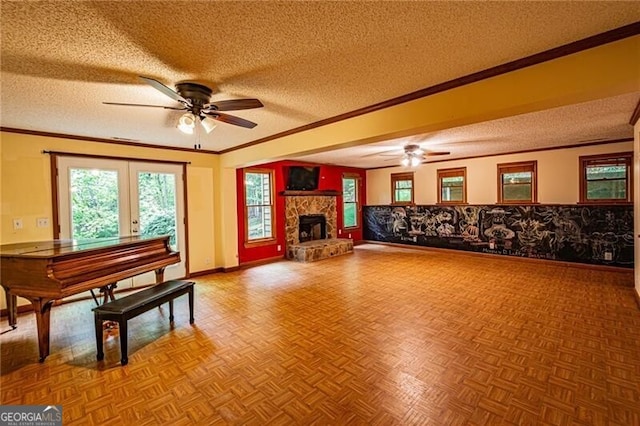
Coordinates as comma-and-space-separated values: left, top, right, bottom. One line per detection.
236, 161, 366, 264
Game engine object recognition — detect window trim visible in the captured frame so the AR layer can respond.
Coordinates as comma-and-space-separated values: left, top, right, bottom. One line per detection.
497, 161, 538, 204
437, 167, 467, 204
243, 168, 276, 247
579, 152, 633, 204
391, 172, 415, 205
342, 173, 361, 229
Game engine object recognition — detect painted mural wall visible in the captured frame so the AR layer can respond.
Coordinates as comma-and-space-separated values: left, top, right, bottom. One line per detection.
364, 204, 634, 268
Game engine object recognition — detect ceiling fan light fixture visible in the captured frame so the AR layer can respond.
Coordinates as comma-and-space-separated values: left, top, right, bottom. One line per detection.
410, 156, 421, 167
401, 155, 410, 167
200, 116, 217, 134
177, 112, 196, 134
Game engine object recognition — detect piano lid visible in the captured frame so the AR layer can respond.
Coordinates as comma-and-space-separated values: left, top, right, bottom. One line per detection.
0, 235, 172, 258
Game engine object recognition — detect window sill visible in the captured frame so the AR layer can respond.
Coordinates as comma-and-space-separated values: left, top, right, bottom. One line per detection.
244, 238, 277, 248
497, 201, 539, 205
577, 200, 633, 205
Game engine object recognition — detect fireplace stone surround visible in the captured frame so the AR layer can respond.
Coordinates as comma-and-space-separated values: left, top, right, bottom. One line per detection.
284, 193, 353, 262
285, 195, 337, 247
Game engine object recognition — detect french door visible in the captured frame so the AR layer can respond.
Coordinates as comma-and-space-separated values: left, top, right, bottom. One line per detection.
57, 157, 186, 287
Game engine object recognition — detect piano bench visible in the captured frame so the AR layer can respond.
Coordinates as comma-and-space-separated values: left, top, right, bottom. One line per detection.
92, 279, 195, 366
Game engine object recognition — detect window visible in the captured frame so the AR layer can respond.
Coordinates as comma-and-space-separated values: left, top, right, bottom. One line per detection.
437, 167, 467, 204
342, 174, 360, 228
497, 161, 537, 204
579, 152, 633, 203
391, 172, 414, 204
244, 169, 275, 244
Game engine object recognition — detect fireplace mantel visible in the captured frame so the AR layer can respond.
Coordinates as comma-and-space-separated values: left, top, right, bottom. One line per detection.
280, 190, 342, 196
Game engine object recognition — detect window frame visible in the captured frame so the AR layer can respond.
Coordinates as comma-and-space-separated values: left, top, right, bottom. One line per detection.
342, 173, 361, 229
243, 168, 276, 247
437, 167, 467, 204
497, 161, 538, 204
579, 152, 633, 204
391, 172, 415, 205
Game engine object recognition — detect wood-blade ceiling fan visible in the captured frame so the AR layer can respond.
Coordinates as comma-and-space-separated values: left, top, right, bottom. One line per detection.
363, 143, 450, 166
104, 76, 263, 133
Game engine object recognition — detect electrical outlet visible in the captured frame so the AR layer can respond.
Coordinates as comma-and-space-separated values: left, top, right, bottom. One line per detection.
348, 233, 352, 239
277, 245, 282, 251
36, 217, 49, 228
204, 257, 211, 265
604, 252, 613, 261
338, 229, 342, 235
13, 218, 23, 230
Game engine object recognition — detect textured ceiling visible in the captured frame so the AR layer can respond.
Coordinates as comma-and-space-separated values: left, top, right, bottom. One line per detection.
1, 1, 639, 166
293, 92, 640, 168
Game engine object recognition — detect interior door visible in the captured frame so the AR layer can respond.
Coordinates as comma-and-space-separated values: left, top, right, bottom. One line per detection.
57, 157, 187, 289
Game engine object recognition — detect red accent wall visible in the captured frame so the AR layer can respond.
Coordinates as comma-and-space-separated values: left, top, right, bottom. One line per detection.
236, 160, 366, 264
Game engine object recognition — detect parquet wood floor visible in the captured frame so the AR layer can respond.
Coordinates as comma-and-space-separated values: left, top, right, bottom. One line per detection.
2, 244, 639, 425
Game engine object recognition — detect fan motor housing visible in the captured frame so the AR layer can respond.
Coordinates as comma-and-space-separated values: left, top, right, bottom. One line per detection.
404, 144, 421, 154
175, 83, 212, 107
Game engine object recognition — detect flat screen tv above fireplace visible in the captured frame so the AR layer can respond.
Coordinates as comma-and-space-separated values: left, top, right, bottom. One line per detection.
286, 166, 320, 191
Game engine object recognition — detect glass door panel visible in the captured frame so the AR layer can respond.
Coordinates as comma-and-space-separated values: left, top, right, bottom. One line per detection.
57, 157, 132, 293
137, 171, 177, 250
69, 168, 121, 239
129, 162, 186, 286
58, 157, 129, 241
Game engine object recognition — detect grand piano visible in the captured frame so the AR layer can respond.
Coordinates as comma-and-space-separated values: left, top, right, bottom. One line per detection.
0, 235, 180, 362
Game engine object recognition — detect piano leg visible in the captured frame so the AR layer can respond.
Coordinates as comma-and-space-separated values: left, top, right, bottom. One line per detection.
154, 267, 166, 283
99, 283, 118, 304
27, 298, 54, 362
3, 287, 17, 329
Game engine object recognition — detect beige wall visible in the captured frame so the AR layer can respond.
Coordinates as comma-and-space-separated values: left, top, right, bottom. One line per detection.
366, 141, 633, 205
1, 132, 219, 307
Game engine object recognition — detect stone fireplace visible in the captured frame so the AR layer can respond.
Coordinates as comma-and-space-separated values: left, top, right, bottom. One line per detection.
299, 214, 326, 242
284, 192, 353, 262
285, 195, 337, 247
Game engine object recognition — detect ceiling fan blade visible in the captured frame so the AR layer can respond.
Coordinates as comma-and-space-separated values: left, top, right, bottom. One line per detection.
360, 148, 401, 158
206, 98, 264, 111
204, 111, 258, 129
425, 151, 450, 156
103, 102, 186, 110
139, 76, 190, 105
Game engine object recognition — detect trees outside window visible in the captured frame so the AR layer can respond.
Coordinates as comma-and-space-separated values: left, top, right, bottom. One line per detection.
244, 169, 275, 243
579, 152, 632, 204
343, 175, 360, 228
497, 161, 537, 204
391, 172, 414, 204
437, 167, 466, 204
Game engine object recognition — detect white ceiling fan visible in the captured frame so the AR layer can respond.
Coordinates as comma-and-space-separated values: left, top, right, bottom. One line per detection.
371, 143, 450, 167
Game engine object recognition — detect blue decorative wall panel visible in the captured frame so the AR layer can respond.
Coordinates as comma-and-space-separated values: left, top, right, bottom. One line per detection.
363, 205, 634, 268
